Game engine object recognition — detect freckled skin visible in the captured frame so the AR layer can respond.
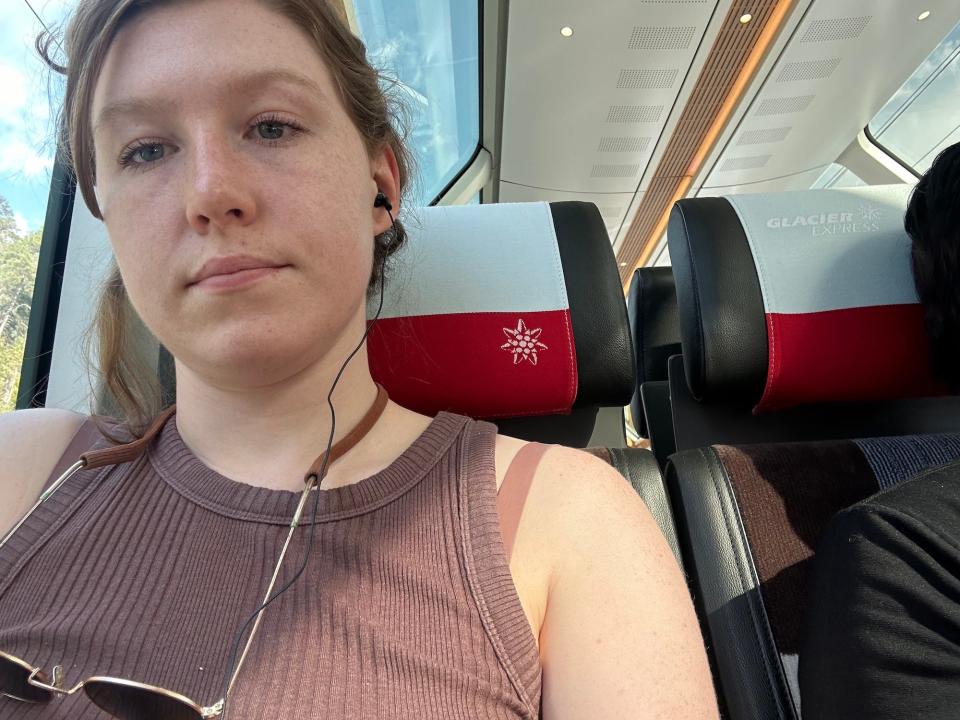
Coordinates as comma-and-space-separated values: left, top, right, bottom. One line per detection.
91, 0, 389, 391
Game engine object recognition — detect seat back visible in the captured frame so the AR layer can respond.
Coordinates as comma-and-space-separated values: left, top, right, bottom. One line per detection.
663, 186, 960, 719
668, 434, 960, 719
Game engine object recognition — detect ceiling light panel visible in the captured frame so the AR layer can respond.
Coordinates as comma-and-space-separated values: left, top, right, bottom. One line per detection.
500, 0, 719, 195
700, 0, 960, 195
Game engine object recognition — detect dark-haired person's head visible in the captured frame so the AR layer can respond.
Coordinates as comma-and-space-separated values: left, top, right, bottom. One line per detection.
905, 142, 960, 392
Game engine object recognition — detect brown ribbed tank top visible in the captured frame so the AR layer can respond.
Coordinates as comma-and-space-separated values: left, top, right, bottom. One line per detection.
0, 411, 541, 719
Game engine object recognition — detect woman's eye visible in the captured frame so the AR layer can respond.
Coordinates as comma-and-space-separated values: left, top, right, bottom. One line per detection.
117, 117, 303, 171
257, 121, 285, 141
119, 142, 166, 168
253, 117, 304, 143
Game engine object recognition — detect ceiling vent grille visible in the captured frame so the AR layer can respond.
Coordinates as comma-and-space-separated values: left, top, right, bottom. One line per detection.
756, 94, 815, 116
639, 0, 708, 4
598, 136, 653, 153
737, 127, 791, 145
628, 26, 697, 50
592, 164, 641, 179
801, 16, 872, 43
606, 105, 664, 123
617, 68, 680, 89
776, 57, 841, 82
598, 206, 623, 222
720, 155, 771, 172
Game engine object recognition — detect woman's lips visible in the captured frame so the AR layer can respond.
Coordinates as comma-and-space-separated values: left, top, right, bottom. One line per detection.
190, 265, 287, 291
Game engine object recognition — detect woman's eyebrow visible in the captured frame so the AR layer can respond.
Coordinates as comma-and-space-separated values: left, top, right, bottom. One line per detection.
93, 69, 327, 136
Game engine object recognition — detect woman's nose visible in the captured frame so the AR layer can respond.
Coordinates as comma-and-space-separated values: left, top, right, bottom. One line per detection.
184, 136, 258, 235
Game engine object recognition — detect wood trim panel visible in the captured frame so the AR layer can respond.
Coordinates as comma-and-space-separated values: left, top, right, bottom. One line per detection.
617, 0, 798, 283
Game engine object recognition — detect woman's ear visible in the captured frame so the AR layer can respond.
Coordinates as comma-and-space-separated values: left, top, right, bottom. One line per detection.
371, 144, 401, 233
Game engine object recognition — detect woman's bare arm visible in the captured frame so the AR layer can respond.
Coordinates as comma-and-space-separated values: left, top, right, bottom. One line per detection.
531, 448, 719, 719
0, 408, 87, 538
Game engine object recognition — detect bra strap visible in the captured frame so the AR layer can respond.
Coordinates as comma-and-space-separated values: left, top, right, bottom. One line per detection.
496, 442, 550, 563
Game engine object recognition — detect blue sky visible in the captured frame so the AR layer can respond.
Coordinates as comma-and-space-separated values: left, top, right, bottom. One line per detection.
0, 0, 478, 236
0, 1, 72, 234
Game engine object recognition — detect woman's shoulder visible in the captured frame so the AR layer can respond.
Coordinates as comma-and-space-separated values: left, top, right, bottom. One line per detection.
493, 436, 655, 571
0, 407, 90, 537
492, 435, 624, 495
499, 438, 718, 717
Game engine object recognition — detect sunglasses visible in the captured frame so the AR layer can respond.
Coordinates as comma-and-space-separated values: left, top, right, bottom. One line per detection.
0, 386, 389, 719
0, 651, 223, 718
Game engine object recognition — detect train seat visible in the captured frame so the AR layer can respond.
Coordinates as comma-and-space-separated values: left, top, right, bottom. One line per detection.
663, 185, 960, 719
366, 200, 682, 558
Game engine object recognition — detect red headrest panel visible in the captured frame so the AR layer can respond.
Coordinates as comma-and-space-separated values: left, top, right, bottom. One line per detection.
725, 185, 944, 411
366, 203, 578, 418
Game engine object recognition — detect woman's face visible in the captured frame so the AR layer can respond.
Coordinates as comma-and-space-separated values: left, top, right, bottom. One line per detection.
90, 0, 398, 388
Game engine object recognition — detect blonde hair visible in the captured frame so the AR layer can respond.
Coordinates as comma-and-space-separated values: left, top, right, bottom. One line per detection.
37, 0, 414, 434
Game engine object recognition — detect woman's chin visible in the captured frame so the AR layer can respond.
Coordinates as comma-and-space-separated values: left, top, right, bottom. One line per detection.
179, 337, 329, 389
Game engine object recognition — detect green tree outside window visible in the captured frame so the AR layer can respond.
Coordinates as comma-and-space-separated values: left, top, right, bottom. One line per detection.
0, 196, 41, 411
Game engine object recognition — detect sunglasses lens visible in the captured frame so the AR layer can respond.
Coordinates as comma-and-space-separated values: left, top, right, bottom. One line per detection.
0, 655, 51, 702
84, 680, 203, 720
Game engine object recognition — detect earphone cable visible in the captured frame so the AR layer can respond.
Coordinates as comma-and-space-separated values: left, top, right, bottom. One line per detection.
219, 205, 396, 712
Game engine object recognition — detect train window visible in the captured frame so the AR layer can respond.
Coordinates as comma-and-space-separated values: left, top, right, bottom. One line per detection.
868, 18, 960, 174
810, 163, 866, 190
0, 1, 70, 411
353, 0, 480, 205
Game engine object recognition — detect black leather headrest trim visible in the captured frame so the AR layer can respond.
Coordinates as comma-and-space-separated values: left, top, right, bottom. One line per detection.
551, 202, 635, 408
668, 198, 767, 404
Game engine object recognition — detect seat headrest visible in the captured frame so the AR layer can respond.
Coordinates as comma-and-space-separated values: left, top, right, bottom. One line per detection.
668, 185, 945, 412
626, 267, 681, 436
367, 201, 634, 419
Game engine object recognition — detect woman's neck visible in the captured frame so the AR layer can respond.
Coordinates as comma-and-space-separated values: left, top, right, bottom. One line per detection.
173, 343, 394, 492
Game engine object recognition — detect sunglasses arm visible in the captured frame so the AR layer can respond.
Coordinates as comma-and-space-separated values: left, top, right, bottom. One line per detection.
0, 461, 85, 554
215, 476, 317, 717
27, 665, 85, 696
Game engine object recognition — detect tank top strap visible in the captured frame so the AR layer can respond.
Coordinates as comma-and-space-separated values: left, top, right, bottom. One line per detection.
459, 420, 542, 717
43, 417, 104, 492
496, 442, 551, 563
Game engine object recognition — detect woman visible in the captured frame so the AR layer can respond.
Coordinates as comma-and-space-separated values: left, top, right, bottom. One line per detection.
0, 1, 718, 718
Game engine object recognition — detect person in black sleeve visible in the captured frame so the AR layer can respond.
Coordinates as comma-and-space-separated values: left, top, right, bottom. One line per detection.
799, 142, 960, 720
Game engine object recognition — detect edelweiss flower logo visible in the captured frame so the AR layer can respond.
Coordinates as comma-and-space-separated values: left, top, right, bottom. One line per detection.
859, 204, 881, 222
501, 319, 548, 365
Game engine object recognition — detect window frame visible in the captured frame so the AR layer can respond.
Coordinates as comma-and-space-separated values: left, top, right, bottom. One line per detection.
17, 158, 76, 410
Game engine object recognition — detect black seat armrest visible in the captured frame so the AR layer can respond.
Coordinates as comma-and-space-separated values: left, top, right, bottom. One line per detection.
606, 447, 682, 567
666, 448, 796, 720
